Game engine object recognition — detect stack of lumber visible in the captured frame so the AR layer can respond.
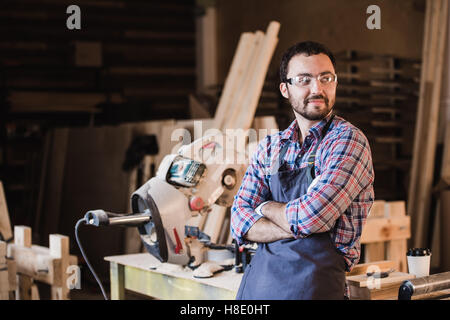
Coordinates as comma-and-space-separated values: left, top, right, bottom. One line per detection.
213, 21, 280, 131
408, 0, 449, 249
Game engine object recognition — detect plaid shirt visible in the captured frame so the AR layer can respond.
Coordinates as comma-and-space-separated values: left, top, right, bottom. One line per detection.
230, 114, 375, 272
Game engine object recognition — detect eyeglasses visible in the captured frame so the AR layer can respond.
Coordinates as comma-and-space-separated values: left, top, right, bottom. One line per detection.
286, 72, 337, 87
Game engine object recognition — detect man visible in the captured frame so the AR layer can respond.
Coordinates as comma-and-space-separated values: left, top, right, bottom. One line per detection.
230, 41, 375, 300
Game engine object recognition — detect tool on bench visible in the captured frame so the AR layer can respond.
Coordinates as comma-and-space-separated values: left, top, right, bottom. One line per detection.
234, 241, 257, 273
366, 268, 395, 279
75, 133, 247, 299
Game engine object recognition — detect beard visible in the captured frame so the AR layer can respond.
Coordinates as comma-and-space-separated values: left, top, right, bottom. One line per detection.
289, 93, 334, 121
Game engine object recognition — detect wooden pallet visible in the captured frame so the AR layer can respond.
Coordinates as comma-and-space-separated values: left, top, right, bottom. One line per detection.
361, 200, 410, 273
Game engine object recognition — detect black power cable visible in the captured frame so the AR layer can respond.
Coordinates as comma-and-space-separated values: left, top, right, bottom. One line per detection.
74, 218, 109, 300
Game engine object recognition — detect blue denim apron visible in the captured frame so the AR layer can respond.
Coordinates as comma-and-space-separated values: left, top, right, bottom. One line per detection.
236, 115, 346, 300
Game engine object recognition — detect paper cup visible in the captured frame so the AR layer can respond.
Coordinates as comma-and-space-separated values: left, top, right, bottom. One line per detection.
407, 248, 431, 278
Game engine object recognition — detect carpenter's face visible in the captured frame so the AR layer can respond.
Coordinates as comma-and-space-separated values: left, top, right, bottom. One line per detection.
280, 53, 337, 121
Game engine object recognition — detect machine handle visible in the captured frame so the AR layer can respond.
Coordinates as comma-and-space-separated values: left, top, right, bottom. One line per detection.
84, 210, 151, 227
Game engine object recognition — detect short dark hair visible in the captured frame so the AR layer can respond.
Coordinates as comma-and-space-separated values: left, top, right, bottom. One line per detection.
279, 41, 336, 83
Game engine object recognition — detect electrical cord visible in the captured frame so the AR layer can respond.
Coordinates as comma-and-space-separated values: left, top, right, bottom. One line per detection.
75, 218, 109, 300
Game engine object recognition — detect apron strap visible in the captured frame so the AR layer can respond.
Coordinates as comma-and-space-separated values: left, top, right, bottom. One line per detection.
278, 114, 335, 169
278, 142, 290, 168
306, 114, 335, 165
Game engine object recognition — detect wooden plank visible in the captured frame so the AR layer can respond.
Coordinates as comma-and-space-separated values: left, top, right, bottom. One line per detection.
6, 242, 78, 286
409, 0, 449, 248
360, 216, 410, 243
0, 241, 7, 300
0, 270, 9, 299
0, 241, 5, 265
234, 22, 280, 131
7, 259, 16, 293
13, 226, 35, 300
202, 205, 227, 244
15, 274, 33, 300
14, 226, 31, 248
217, 211, 230, 245
385, 201, 408, 272
386, 201, 406, 217
222, 31, 265, 130
364, 242, 385, 263
346, 272, 415, 288
349, 281, 407, 300
0, 182, 12, 242
195, 6, 218, 93
6, 244, 60, 285
408, 0, 434, 223
413, 0, 449, 248
213, 32, 256, 129
368, 200, 386, 218
49, 234, 70, 300
110, 262, 125, 300
346, 260, 395, 276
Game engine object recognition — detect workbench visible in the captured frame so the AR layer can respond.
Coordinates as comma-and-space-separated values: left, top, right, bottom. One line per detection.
104, 253, 242, 300
105, 254, 415, 300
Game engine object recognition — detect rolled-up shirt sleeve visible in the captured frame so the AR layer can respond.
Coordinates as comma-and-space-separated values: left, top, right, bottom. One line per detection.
231, 139, 271, 245
285, 129, 374, 238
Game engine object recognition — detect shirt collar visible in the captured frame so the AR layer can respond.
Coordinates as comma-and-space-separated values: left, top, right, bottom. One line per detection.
280, 113, 335, 142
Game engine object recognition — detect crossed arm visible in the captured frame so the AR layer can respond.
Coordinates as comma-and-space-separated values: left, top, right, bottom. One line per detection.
244, 202, 293, 243
231, 128, 374, 246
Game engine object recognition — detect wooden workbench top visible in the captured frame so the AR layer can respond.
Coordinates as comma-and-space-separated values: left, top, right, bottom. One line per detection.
105, 253, 243, 293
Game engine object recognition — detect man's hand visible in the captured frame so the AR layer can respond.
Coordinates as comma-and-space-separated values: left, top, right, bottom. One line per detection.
261, 201, 291, 234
